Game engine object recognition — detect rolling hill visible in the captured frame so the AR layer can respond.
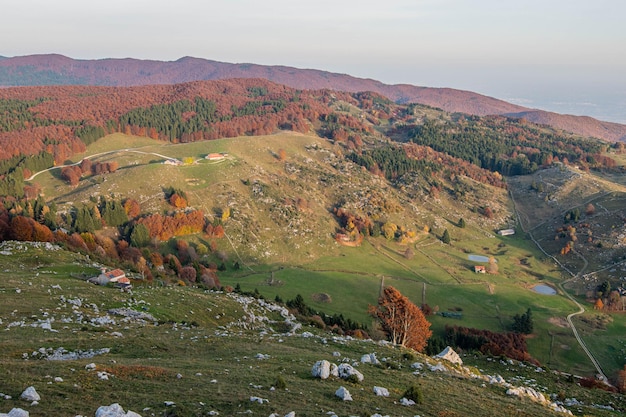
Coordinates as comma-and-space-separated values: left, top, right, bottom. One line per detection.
1, 75, 625, 404
2, 54, 626, 142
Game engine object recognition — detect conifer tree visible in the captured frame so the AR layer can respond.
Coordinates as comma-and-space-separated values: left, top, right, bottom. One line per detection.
441, 229, 451, 244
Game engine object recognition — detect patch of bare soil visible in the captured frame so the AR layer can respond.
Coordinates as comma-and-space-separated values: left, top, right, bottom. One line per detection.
312, 293, 332, 303
548, 317, 570, 328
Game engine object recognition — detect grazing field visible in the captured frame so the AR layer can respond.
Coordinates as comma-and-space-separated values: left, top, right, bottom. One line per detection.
0, 242, 624, 417
26, 132, 626, 381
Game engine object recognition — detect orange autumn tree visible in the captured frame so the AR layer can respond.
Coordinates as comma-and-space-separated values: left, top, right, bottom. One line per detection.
369, 286, 432, 352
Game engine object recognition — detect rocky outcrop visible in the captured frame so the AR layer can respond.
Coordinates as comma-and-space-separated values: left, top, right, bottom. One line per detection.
434, 346, 462, 365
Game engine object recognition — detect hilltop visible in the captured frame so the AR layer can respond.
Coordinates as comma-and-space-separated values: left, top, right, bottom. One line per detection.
1, 54, 625, 142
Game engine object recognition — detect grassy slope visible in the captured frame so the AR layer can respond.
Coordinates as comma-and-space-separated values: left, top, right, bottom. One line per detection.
28, 132, 626, 379
0, 242, 624, 417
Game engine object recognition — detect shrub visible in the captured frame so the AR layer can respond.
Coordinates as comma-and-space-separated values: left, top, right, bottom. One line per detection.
274, 375, 287, 390
345, 374, 361, 384
403, 384, 423, 404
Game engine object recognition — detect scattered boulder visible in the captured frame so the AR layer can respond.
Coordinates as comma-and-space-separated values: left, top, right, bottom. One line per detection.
428, 363, 447, 372
506, 386, 548, 405
0, 409, 29, 417
373, 386, 389, 397
312, 360, 332, 379
400, 397, 416, 406
249, 396, 268, 404
19, 387, 40, 402
434, 346, 462, 365
360, 353, 380, 365
335, 386, 352, 401
337, 363, 363, 382
488, 374, 506, 385
95, 403, 142, 417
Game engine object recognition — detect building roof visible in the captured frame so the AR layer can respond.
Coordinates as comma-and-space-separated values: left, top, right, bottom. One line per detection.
104, 269, 126, 280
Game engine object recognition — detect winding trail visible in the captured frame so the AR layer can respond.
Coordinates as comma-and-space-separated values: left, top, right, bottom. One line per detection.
509, 189, 608, 381
26, 148, 177, 181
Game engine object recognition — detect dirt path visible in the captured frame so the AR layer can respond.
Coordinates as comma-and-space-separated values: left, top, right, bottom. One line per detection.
26, 148, 177, 181
510, 188, 608, 382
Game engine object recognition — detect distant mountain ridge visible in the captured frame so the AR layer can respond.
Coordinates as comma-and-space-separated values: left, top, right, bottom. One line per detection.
2, 54, 625, 142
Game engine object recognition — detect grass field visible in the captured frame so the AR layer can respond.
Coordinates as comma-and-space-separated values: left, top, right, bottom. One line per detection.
0, 242, 624, 416
25, 132, 626, 381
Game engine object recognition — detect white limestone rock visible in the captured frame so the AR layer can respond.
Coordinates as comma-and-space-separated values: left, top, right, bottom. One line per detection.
400, 397, 416, 406
360, 353, 380, 365
428, 363, 447, 372
4, 409, 29, 417
434, 346, 463, 365
337, 363, 363, 382
373, 386, 389, 397
312, 360, 332, 379
95, 403, 142, 417
20, 387, 40, 402
335, 386, 352, 401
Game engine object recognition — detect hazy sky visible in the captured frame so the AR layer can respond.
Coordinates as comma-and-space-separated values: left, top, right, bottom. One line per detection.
4, 0, 626, 122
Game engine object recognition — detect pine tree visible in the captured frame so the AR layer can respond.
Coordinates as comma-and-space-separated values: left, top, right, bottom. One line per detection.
441, 229, 451, 244
130, 223, 150, 247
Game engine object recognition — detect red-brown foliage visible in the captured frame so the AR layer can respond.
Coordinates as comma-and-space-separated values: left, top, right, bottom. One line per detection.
123, 198, 141, 218
369, 286, 432, 352
169, 193, 188, 209
67, 233, 88, 251
137, 210, 205, 241
205, 223, 224, 238
61, 165, 82, 186
617, 366, 626, 393
179, 266, 197, 283
445, 325, 539, 365
10, 216, 34, 241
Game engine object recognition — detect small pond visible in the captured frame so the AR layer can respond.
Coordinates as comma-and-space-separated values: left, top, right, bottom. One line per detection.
532, 284, 557, 295
468, 254, 490, 263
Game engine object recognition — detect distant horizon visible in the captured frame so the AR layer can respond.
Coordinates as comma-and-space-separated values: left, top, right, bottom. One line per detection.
4, 1, 625, 124
2, 51, 625, 125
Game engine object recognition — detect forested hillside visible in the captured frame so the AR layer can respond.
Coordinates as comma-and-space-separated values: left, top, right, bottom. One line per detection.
2, 54, 626, 142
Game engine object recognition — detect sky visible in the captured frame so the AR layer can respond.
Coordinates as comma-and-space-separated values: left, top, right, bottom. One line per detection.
3, 0, 626, 123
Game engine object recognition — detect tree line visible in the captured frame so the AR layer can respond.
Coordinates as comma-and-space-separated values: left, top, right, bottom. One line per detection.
406, 117, 613, 175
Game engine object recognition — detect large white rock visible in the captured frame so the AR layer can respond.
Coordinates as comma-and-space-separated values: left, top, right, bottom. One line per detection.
373, 386, 389, 397
20, 387, 40, 402
4, 409, 29, 417
95, 403, 142, 417
337, 363, 364, 382
335, 386, 352, 401
434, 346, 463, 365
400, 397, 416, 406
311, 360, 332, 379
360, 353, 380, 365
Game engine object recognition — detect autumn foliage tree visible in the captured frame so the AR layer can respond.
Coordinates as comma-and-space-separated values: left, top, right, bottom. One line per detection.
617, 365, 626, 393
369, 286, 432, 352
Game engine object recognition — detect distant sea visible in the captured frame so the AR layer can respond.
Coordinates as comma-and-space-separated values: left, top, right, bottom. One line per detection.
506, 94, 626, 125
